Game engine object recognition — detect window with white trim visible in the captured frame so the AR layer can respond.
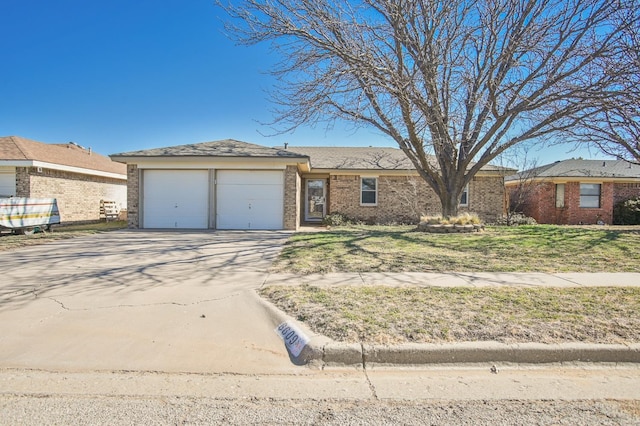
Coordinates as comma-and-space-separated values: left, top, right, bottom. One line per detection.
580, 183, 601, 208
459, 184, 469, 206
361, 177, 377, 205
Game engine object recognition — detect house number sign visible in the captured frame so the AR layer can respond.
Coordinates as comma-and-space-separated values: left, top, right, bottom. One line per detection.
275, 322, 309, 357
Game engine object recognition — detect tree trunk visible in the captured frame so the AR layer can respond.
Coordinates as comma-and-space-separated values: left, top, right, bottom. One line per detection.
440, 190, 460, 218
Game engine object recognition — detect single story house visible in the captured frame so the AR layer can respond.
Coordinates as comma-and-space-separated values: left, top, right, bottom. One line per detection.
0, 136, 127, 222
505, 159, 640, 225
111, 139, 512, 230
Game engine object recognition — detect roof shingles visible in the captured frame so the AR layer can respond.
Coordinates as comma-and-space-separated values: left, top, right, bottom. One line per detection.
110, 139, 510, 173
506, 159, 640, 181
0, 136, 126, 175
111, 139, 308, 159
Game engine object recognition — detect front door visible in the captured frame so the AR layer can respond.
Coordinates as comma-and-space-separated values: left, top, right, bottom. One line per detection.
305, 179, 326, 222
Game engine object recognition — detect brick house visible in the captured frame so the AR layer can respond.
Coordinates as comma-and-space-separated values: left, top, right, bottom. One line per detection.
111, 139, 511, 230
505, 159, 640, 225
0, 136, 127, 222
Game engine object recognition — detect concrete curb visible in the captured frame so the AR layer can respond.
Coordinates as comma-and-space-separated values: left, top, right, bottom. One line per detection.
338, 342, 640, 366
253, 290, 640, 367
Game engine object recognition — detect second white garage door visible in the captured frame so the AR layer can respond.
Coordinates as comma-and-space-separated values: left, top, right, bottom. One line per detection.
216, 170, 284, 230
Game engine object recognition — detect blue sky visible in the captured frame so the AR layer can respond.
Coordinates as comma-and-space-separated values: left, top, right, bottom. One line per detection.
0, 0, 609, 167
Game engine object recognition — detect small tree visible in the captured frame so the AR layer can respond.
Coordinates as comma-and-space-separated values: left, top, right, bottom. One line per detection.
221, 0, 634, 216
383, 176, 425, 223
498, 148, 544, 224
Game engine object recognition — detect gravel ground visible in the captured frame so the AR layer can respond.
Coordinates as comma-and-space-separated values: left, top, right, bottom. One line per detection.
1, 396, 639, 425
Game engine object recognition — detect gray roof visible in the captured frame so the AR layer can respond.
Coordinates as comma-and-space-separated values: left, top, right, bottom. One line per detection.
110, 139, 508, 173
111, 139, 308, 159
506, 159, 640, 181
286, 146, 508, 172
286, 146, 414, 169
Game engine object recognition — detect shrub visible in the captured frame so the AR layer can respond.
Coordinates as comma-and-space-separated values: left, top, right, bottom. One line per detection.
494, 212, 537, 226
453, 212, 481, 225
419, 213, 482, 225
613, 197, 640, 225
322, 212, 358, 226
419, 215, 444, 225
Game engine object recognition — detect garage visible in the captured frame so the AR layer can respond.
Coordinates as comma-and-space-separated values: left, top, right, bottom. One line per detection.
111, 139, 307, 231
0, 167, 16, 197
143, 170, 209, 229
216, 170, 284, 230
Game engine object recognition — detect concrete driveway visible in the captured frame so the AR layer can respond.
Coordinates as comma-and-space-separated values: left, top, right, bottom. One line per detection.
0, 230, 300, 374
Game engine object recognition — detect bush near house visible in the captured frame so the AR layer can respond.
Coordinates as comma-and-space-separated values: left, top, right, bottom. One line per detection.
613, 197, 640, 225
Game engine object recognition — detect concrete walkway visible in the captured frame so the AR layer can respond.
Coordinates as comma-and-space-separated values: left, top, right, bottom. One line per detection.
264, 271, 640, 288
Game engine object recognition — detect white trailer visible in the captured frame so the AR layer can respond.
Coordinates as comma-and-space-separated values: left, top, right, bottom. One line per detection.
0, 198, 61, 234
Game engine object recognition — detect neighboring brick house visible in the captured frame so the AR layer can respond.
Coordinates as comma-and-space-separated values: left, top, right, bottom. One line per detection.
0, 136, 127, 223
111, 139, 511, 230
505, 159, 640, 225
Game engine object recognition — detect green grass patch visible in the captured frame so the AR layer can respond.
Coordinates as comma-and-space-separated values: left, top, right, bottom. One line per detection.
271, 225, 640, 273
261, 285, 640, 344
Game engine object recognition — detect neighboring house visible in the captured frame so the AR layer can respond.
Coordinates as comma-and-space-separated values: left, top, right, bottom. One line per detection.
505, 159, 640, 225
111, 139, 512, 230
0, 136, 127, 223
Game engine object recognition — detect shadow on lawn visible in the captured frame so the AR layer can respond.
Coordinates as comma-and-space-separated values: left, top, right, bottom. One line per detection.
278, 225, 640, 272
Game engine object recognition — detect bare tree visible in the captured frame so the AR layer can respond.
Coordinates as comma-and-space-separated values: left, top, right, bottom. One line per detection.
570, 6, 640, 163
497, 147, 543, 224
221, 0, 633, 216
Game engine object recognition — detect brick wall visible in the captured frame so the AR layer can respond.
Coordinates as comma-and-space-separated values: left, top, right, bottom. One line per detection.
283, 165, 300, 230
514, 180, 635, 225
468, 176, 506, 222
126, 164, 140, 229
17, 166, 127, 223
613, 183, 640, 205
15, 167, 30, 196
327, 174, 505, 224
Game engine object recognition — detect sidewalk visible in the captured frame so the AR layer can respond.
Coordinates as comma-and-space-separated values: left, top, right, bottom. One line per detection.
263, 271, 640, 288
261, 272, 640, 367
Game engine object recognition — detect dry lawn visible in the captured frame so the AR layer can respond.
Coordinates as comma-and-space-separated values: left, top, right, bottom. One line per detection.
0, 221, 127, 251
260, 285, 640, 345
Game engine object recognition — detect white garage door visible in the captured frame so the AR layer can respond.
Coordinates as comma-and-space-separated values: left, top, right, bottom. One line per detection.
0, 168, 16, 197
216, 170, 284, 230
143, 170, 209, 229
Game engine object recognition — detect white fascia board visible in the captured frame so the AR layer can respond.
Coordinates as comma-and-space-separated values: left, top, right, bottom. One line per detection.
0, 160, 126, 180
314, 168, 507, 176
317, 169, 415, 176
507, 176, 640, 185
0, 160, 33, 167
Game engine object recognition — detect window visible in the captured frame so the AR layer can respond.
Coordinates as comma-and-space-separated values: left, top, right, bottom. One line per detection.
555, 184, 565, 208
361, 177, 377, 205
460, 184, 469, 206
580, 183, 601, 208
